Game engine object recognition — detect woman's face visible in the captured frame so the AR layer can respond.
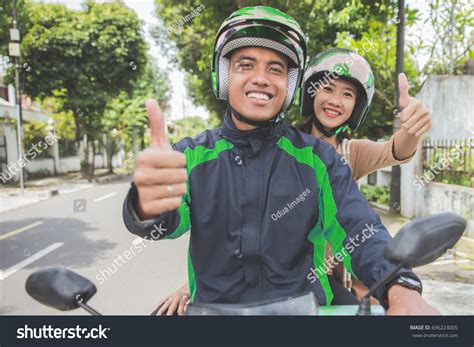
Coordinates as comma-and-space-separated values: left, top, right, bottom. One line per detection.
313, 78, 357, 130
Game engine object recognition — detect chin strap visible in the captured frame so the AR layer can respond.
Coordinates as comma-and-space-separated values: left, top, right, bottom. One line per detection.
229, 104, 284, 128
335, 124, 350, 136
312, 114, 349, 137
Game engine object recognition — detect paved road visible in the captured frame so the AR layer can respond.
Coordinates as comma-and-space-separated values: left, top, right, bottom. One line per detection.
0, 179, 189, 315
1, 180, 472, 315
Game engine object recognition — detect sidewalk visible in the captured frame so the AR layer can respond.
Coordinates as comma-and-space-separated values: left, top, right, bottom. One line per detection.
373, 205, 474, 314
0, 169, 130, 213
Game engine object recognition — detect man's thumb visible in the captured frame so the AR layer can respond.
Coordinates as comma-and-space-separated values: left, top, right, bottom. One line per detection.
146, 99, 171, 151
398, 73, 410, 109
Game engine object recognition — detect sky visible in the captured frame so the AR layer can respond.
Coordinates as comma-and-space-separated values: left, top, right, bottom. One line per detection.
27, 0, 438, 119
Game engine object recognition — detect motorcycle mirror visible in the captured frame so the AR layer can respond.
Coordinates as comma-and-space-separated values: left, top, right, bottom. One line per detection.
358, 212, 466, 316
384, 212, 466, 268
25, 267, 97, 311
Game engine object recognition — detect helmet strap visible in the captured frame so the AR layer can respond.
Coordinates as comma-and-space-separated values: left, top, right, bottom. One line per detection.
312, 114, 349, 137
313, 114, 336, 137
335, 124, 350, 136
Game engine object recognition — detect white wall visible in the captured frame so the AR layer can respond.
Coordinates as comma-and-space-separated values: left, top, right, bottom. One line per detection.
26, 158, 55, 175
0, 122, 21, 182
376, 167, 392, 187
59, 156, 80, 173
418, 76, 474, 140
400, 75, 474, 225
414, 182, 474, 237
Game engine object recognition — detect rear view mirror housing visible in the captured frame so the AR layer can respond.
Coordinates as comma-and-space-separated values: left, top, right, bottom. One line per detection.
25, 267, 97, 311
384, 212, 466, 268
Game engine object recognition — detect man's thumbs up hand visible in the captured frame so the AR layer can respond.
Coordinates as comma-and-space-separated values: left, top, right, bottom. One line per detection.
398, 73, 432, 138
147, 99, 172, 151
134, 99, 187, 220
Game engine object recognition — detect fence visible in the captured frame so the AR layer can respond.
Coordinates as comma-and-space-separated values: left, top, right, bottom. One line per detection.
422, 138, 473, 187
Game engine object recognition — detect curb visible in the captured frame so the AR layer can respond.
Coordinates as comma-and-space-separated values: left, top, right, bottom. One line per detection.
368, 201, 390, 213
94, 173, 132, 184
0, 173, 130, 214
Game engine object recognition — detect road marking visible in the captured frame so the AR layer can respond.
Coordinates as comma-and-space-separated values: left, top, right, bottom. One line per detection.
93, 192, 117, 202
0, 221, 44, 241
0, 242, 64, 280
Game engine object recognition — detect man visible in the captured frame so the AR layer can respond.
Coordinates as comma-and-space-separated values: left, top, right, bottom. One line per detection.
123, 6, 437, 314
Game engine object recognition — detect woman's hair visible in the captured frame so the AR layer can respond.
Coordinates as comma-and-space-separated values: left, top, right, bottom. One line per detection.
298, 115, 351, 146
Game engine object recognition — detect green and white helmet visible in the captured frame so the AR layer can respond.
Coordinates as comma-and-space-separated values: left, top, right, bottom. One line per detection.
300, 48, 375, 132
212, 6, 307, 112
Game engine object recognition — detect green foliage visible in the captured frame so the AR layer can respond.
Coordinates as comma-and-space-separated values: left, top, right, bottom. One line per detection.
7, 1, 148, 143
0, 0, 32, 58
360, 184, 390, 205
152, 0, 423, 140
40, 97, 76, 140
168, 116, 213, 143
22, 118, 51, 158
414, 0, 473, 76
153, 1, 471, 141
102, 61, 171, 153
425, 141, 474, 187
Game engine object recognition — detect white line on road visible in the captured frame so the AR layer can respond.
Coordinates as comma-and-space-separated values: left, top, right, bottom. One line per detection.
0, 221, 44, 241
0, 242, 64, 280
93, 192, 117, 202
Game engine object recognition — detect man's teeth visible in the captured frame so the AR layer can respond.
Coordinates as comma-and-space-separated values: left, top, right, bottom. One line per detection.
247, 92, 270, 101
325, 108, 340, 115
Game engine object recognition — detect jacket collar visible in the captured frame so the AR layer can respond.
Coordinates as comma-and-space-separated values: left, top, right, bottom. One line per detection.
221, 109, 286, 142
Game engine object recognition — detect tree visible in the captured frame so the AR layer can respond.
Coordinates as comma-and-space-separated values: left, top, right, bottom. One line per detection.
413, 0, 473, 77
168, 116, 214, 144
7, 1, 148, 178
102, 60, 171, 172
152, 0, 421, 139
0, 0, 32, 58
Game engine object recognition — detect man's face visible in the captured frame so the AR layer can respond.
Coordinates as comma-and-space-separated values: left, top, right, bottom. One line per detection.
228, 47, 288, 122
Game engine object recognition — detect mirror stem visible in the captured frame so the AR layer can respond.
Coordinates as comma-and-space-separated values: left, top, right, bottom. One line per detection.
357, 263, 403, 316
77, 300, 102, 316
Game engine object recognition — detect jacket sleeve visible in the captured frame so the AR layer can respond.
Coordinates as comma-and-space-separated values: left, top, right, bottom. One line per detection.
348, 134, 416, 181
122, 143, 191, 240
314, 140, 420, 305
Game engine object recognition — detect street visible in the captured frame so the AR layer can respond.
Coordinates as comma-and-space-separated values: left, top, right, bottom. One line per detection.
0, 179, 189, 315
1, 179, 473, 315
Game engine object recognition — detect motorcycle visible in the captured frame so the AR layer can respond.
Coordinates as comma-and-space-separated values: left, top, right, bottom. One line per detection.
25, 212, 466, 316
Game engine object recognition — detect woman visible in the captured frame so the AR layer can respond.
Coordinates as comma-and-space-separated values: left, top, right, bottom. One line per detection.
155, 48, 431, 315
